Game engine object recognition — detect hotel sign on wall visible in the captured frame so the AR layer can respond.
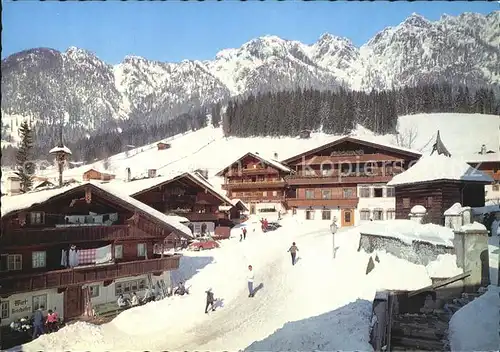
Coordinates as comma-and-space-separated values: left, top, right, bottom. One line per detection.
11, 299, 31, 314
329, 150, 365, 156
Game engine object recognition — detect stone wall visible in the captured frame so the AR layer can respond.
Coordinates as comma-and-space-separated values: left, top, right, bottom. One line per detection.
359, 233, 454, 266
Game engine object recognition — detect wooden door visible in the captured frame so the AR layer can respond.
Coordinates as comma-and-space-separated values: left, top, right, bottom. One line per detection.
341, 209, 354, 227
250, 204, 256, 215
64, 286, 84, 319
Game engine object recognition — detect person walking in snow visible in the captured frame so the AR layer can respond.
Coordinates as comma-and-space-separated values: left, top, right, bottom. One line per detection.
247, 265, 255, 297
205, 288, 216, 313
243, 227, 247, 240
288, 242, 299, 265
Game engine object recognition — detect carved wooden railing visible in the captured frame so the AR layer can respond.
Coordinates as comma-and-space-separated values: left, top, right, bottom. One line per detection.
0, 256, 181, 295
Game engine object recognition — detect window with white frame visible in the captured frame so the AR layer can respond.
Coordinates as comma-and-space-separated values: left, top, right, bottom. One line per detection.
114, 245, 123, 259
373, 188, 383, 198
321, 189, 332, 199
262, 191, 267, 197
305, 209, 315, 220
7, 254, 22, 271
386, 187, 395, 197
272, 191, 278, 197
386, 209, 396, 220
322, 209, 331, 220
360, 209, 370, 221
137, 243, 146, 257
373, 209, 384, 221
115, 279, 147, 296
1, 301, 9, 319
90, 285, 100, 297
343, 188, 354, 198
32, 251, 46, 268
305, 189, 314, 199
29, 212, 44, 225
359, 187, 370, 198
32, 294, 47, 311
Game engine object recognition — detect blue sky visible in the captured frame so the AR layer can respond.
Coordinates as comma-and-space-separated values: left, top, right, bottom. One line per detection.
2, 1, 498, 64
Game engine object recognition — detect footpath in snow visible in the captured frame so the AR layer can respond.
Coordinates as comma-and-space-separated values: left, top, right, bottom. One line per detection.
21, 217, 463, 351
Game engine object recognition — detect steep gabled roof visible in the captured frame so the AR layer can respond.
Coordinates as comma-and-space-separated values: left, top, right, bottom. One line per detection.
1, 182, 193, 239
215, 152, 292, 177
281, 136, 422, 164
387, 154, 494, 187
112, 171, 232, 206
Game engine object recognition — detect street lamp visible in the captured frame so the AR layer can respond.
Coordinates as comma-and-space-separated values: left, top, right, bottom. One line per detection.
330, 216, 338, 259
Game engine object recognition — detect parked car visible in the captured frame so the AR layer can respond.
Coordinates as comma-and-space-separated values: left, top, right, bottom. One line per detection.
266, 222, 281, 231
188, 236, 220, 251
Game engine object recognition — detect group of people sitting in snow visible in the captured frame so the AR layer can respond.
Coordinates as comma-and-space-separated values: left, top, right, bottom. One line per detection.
116, 282, 190, 308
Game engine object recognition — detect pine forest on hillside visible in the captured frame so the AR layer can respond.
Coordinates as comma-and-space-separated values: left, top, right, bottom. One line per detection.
1, 83, 498, 167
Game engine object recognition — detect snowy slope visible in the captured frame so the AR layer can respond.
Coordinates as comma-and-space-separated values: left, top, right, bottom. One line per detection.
27, 113, 496, 194
22, 215, 458, 352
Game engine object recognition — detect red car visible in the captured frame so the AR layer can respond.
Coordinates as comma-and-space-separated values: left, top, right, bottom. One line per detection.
188, 237, 220, 251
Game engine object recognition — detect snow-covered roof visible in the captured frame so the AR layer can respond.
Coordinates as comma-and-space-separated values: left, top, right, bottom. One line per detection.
444, 203, 471, 216
465, 152, 500, 163
83, 167, 115, 175
281, 135, 422, 164
109, 171, 232, 205
215, 151, 291, 176
1, 182, 193, 238
358, 219, 455, 247
387, 154, 494, 187
49, 145, 72, 155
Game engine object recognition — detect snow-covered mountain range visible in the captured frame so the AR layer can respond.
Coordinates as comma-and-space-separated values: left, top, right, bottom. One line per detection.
1, 11, 499, 135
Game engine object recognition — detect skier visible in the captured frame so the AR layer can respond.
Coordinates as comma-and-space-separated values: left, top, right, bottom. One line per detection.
247, 265, 255, 297
243, 227, 247, 240
288, 242, 299, 265
205, 288, 216, 313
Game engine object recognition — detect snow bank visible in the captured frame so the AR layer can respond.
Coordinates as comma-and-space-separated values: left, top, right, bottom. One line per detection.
364, 250, 432, 291
448, 285, 500, 351
387, 154, 493, 186
425, 254, 462, 278
244, 299, 373, 352
358, 219, 455, 247
458, 221, 487, 232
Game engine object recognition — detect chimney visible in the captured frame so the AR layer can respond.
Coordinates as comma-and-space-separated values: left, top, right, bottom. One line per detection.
480, 144, 487, 155
274, 152, 278, 159
195, 169, 209, 179
125, 167, 131, 182
148, 169, 157, 178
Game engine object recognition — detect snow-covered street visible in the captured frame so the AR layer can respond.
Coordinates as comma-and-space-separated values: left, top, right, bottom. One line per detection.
22, 218, 376, 351
20, 216, 477, 351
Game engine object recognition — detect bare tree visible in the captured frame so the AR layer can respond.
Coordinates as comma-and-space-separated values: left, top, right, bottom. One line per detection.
393, 121, 418, 149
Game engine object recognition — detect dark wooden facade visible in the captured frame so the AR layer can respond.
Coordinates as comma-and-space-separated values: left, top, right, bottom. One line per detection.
0, 184, 185, 318
157, 142, 171, 150
130, 173, 231, 230
281, 137, 421, 217
217, 153, 291, 207
394, 181, 487, 225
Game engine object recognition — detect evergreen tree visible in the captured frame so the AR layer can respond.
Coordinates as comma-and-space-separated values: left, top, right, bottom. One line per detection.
15, 120, 35, 192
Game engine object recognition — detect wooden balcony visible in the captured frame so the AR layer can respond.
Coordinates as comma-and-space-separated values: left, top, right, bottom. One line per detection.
286, 198, 359, 208
0, 256, 181, 295
1, 225, 164, 248
222, 181, 286, 190
175, 212, 226, 222
286, 173, 394, 185
225, 167, 280, 176
237, 195, 286, 202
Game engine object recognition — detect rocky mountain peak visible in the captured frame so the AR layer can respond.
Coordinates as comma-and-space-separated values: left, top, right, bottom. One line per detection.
2, 11, 498, 141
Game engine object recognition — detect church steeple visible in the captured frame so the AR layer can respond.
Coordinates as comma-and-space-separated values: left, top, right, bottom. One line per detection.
430, 130, 451, 157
